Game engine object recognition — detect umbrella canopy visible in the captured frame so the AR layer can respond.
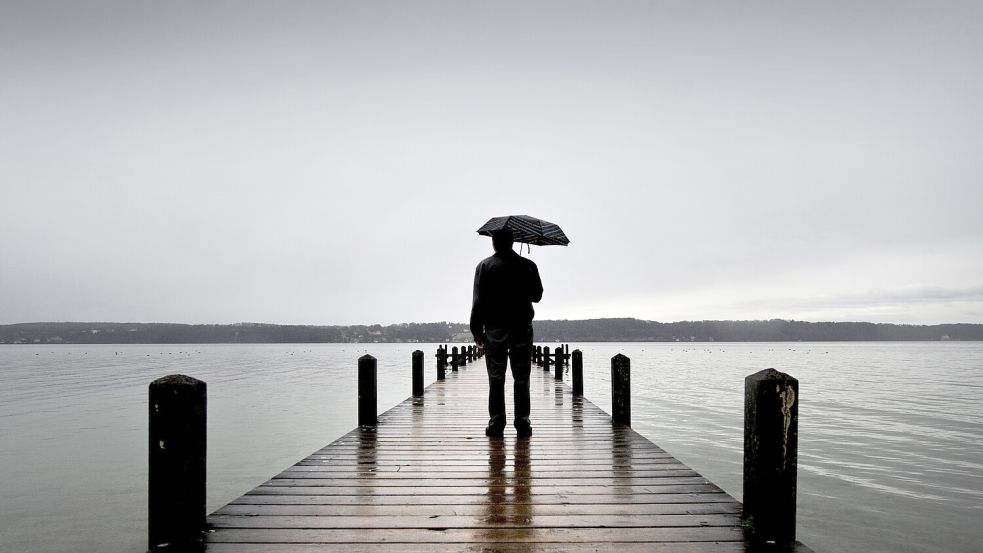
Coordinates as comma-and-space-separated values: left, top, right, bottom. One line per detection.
477, 215, 570, 246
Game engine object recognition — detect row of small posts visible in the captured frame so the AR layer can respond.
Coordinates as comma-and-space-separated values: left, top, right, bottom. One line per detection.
147, 347, 798, 551
434, 344, 481, 380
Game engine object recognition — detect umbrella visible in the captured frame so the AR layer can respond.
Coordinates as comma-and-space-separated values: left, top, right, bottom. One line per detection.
477, 215, 570, 246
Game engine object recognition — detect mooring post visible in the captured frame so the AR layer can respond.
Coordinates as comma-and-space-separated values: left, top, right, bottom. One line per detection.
436, 347, 446, 381
358, 354, 377, 426
565, 344, 570, 365
451, 346, 459, 372
148, 374, 206, 552
412, 350, 424, 397
743, 368, 798, 547
611, 354, 631, 426
535, 345, 542, 366
554, 348, 563, 381
572, 350, 583, 396
543, 346, 551, 372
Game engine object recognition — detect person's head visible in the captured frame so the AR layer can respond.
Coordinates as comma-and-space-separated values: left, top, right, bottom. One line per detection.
491, 229, 514, 253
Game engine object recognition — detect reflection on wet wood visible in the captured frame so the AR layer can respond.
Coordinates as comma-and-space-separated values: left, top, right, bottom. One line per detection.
204, 355, 776, 551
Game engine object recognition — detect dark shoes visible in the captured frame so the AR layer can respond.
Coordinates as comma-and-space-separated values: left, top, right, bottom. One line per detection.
515, 417, 533, 438
486, 415, 505, 437
486, 417, 532, 438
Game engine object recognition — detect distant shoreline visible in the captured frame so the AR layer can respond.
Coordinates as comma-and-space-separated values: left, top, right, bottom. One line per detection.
2, 319, 981, 344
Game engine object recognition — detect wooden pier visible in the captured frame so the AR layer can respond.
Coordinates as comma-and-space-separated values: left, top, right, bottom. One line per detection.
191, 352, 809, 552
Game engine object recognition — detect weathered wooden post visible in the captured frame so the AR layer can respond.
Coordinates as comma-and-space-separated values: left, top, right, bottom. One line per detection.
572, 350, 583, 396
565, 344, 570, 365
148, 374, 206, 552
543, 346, 551, 372
611, 354, 630, 426
412, 350, 424, 397
743, 369, 798, 547
535, 345, 542, 366
358, 354, 377, 426
554, 349, 563, 381
436, 347, 446, 381
451, 346, 459, 372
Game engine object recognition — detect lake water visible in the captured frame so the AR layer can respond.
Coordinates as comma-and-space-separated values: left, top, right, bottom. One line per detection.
1, 342, 980, 552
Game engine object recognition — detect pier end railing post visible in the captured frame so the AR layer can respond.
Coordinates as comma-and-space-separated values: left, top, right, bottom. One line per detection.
436, 347, 446, 380
148, 374, 206, 552
554, 349, 563, 381
451, 346, 459, 372
412, 350, 424, 397
358, 354, 378, 426
572, 350, 583, 396
611, 354, 631, 426
543, 346, 551, 372
743, 368, 798, 547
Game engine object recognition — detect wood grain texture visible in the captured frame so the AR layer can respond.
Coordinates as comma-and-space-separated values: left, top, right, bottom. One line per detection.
204, 354, 764, 551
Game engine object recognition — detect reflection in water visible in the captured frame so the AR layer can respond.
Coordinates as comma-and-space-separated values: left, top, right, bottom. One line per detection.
482, 438, 534, 549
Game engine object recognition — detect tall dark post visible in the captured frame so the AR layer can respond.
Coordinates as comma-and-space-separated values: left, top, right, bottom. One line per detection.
554, 349, 563, 381
358, 354, 377, 426
572, 350, 583, 396
535, 345, 542, 366
565, 344, 570, 365
148, 374, 206, 552
611, 354, 631, 426
436, 347, 446, 381
412, 350, 424, 397
451, 346, 459, 372
743, 369, 798, 546
543, 346, 551, 372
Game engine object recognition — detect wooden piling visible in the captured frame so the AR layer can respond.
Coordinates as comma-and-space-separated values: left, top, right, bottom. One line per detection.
554, 348, 563, 380
611, 353, 631, 426
543, 346, 551, 372
572, 349, 583, 396
435, 347, 446, 381
451, 346, 459, 372
358, 355, 377, 427
148, 374, 206, 552
412, 350, 424, 397
743, 368, 798, 547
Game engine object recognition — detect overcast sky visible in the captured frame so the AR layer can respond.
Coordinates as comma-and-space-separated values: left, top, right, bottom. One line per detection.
1, 1, 981, 326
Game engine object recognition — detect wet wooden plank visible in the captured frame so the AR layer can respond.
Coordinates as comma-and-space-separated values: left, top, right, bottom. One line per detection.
206, 526, 747, 543
204, 544, 750, 553
204, 358, 753, 551
217, 502, 742, 516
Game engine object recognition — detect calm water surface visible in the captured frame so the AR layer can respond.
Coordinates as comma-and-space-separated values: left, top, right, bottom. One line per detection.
1, 342, 980, 552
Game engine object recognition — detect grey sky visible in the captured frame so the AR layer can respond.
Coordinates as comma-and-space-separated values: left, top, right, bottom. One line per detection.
1, 1, 981, 325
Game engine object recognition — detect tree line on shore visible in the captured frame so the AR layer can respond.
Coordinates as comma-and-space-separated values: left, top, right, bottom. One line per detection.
1, 318, 980, 344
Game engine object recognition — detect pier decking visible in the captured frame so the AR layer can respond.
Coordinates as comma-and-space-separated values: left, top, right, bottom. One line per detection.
202, 358, 777, 552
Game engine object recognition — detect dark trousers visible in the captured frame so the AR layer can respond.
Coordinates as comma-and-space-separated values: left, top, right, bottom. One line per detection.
484, 324, 533, 429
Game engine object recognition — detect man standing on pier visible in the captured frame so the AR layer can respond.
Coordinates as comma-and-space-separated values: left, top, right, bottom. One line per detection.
470, 228, 543, 438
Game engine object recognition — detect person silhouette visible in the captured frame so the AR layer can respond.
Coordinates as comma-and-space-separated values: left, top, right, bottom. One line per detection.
470, 228, 543, 438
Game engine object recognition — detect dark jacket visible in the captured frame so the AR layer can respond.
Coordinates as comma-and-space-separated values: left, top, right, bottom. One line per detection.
470, 250, 543, 340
